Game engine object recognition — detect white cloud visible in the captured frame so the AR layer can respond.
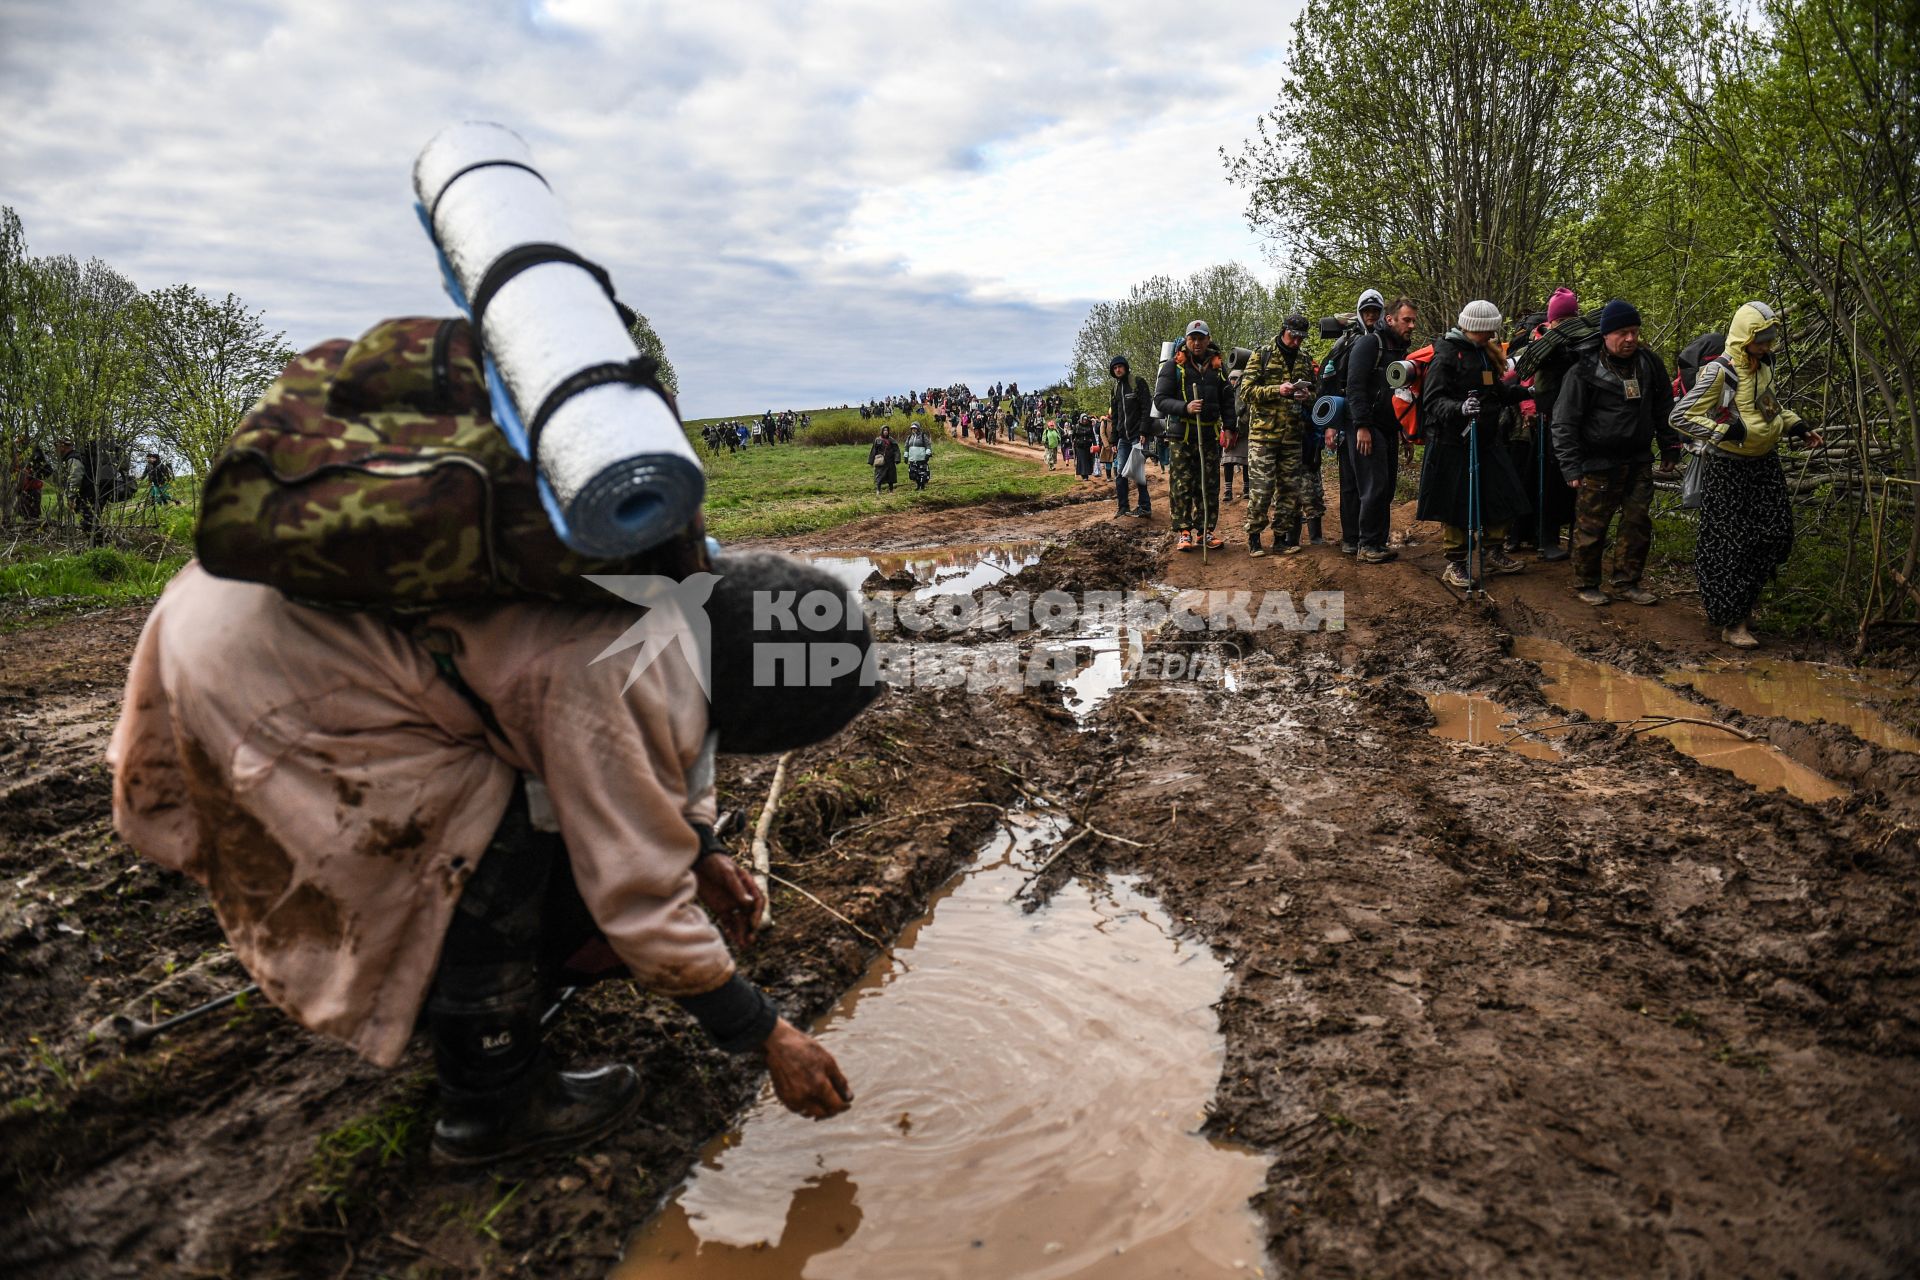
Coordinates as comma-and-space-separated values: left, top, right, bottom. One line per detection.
0, 0, 1301, 416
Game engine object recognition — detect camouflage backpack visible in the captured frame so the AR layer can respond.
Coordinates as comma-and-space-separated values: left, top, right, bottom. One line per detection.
196, 316, 706, 611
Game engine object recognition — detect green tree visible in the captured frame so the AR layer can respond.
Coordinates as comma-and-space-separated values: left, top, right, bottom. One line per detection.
1225, 0, 1624, 325
1068, 264, 1296, 404
137, 284, 295, 480
1604, 0, 1920, 641
626, 310, 679, 397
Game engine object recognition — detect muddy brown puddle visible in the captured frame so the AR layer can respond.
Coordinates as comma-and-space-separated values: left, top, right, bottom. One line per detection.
805, 542, 1045, 598
1423, 691, 1559, 761
1663, 658, 1920, 752
1515, 636, 1846, 802
617, 815, 1270, 1279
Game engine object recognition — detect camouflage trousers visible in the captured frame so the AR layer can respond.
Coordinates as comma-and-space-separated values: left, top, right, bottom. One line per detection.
1245, 433, 1303, 535
1297, 445, 1326, 520
1169, 431, 1222, 532
1572, 460, 1655, 587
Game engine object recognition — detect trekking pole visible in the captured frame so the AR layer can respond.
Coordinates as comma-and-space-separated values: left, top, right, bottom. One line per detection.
1467, 415, 1482, 594
1537, 414, 1547, 551
111, 983, 260, 1049
1200, 426, 1211, 567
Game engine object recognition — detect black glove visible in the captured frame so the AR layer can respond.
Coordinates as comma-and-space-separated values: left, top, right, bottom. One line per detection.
1785, 419, 1814, 440
1461, 393, 1483, 418
1720, 418, 1747, 446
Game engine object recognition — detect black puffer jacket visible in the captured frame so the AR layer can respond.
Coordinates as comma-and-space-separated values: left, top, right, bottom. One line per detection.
1154, 341, 1235, 447
1551, 347, 1679, 476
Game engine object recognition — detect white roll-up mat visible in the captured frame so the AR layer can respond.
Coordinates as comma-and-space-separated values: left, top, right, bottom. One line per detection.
412, 121, 703, 558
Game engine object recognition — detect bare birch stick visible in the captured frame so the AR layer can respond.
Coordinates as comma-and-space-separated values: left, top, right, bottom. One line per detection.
750, 752, 792, 929
766, 871, 896, 958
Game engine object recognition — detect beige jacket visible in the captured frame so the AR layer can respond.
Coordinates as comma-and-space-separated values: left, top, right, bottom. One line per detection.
108, 563, 730, 1067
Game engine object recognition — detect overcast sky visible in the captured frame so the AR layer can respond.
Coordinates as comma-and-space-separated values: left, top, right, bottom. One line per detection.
1, 0, 1299, 418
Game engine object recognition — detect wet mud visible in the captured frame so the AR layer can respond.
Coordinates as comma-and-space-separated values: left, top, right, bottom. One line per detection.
2, 463, 1918, 1278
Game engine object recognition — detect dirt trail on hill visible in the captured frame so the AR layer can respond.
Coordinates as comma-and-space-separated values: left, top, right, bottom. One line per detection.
2, 448, 1917, 1278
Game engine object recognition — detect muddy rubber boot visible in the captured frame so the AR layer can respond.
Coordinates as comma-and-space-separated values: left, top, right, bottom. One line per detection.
1248, 529, 1267, 558
1306, 518, 1325, 545
428, 962, 640, 1167
1723, 620, 1760, 648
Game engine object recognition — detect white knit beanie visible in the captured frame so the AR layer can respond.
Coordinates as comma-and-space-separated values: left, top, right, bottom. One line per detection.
1457, 299, 1502, 333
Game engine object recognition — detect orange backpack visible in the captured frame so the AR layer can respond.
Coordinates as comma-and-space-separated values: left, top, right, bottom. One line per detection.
1387, 344, 1436, 443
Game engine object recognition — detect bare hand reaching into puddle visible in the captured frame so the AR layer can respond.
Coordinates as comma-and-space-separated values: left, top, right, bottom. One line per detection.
763, 1018, 853, 1120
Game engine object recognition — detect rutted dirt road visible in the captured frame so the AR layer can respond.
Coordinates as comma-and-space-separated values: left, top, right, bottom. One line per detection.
2, 443, 1917, 1277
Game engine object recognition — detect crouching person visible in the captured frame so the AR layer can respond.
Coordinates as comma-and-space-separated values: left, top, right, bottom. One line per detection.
108, 551, 873, 1163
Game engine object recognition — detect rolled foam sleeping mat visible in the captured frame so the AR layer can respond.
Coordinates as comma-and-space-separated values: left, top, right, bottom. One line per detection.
1311, 395, 1345, 428
1385, 359, 1416, 389
1148, 340, 1176, 419
412, 122, 703, 559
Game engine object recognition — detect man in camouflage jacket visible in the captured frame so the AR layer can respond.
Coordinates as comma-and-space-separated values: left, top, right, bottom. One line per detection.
1237, 314, 1316, 556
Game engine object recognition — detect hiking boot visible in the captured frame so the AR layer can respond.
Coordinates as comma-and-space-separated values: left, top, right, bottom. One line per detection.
1129, 507, 1152, 519
426, 959, 640, 1166
1205, 531, 1225, 550
1306, 518, 1326, 545
433, 1057, 642, 1167
1723, 621, 1760, 648
1248, 530, 1267, 557
1340, 540, 1359, 555
1575, 585, 1611, 606
1539, 545, 1570, 562
1485, 549, 1526, 575
1115, 506, 1133, 519
1616, 584, 1659, 606
1441, 560, 1474, 589
1176, 530, 1197, 553
1358, 546, 1398, 564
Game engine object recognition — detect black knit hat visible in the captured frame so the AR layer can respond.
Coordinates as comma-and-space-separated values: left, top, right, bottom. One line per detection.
1598, 299, 1643, 336
705, 551, 879, 754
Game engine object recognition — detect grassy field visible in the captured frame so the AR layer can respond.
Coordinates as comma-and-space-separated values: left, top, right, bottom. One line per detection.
684, 412, 1072, 542
1, 411, 1068, 609
0, 498, 197, 617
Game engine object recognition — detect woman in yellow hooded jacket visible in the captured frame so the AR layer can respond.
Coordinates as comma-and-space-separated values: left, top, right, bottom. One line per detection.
1669, 301, 1823, 648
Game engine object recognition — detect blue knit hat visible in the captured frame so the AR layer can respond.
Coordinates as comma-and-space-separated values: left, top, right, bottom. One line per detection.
1598, 299, 1643, 335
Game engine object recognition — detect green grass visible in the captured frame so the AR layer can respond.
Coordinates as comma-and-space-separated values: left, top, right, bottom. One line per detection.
0, 543, 191, 604
684, 411, 1073, 542
306, 1099, 423, 1207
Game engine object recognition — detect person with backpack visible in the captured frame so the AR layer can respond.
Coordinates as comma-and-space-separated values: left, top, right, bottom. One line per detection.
108, 313, 873, 1165
1548, 299, 1680, 606
142, 452, 178, 506
1238, 315, 1315, 556
1516, 288, 1603, 561
1325, 290, 1384, 555
55, 438, 109, 539
1342, 294, 1417, 563
1417, 300, 1533, 588
904, 422, 933, 491
1108, 355, 1154, 519
1669, 301, 1821, 648
1156, 320, 1235, 552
